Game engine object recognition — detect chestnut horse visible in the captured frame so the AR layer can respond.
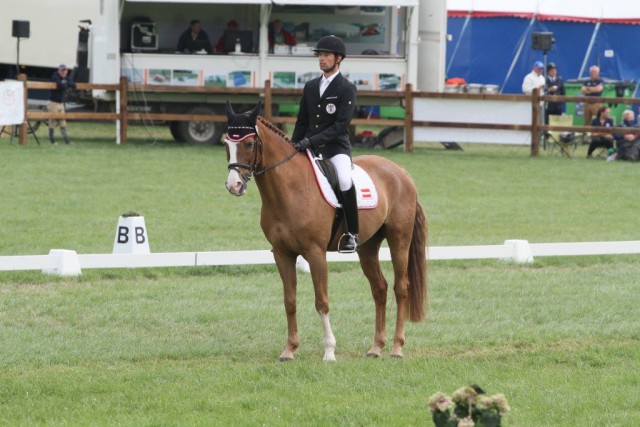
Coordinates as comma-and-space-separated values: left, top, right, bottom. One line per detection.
224, 102, 427, 361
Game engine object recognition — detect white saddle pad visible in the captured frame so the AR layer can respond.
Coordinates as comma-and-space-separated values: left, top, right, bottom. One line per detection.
306, 151, 378, 209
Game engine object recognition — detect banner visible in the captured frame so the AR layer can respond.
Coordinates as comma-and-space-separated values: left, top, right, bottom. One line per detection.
0, 81, 25, 126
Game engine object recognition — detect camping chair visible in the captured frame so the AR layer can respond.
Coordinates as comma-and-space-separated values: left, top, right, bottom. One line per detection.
545, 114, 581, 157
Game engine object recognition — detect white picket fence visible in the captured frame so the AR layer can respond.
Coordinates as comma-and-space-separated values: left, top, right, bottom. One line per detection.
1, 240, 639, 276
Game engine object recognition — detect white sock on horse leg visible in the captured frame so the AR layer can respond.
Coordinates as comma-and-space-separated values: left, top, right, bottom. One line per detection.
318, 312, 336, 361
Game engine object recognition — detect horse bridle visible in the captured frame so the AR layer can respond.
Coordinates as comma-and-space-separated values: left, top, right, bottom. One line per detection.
226, 129, 298, 187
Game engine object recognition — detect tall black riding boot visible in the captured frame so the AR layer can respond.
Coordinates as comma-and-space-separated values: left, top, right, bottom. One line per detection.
339, 185, 359, 253
60, 127, 73, 145
48, 127, 56, 145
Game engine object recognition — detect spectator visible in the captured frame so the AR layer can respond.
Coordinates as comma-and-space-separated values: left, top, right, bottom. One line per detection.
48, 64, 76, 145
581, 65, 604, 126
269, 19, 296, 52
176, 19, 211, 53
614, 109, 640, 161
214, 20, 239, 53
586, 106, 614, 158
522, 61, 545, 95
545, 62, 565, 124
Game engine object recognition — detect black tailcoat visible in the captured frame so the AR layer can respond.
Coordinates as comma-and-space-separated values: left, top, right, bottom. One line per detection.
292, 72, 357, 158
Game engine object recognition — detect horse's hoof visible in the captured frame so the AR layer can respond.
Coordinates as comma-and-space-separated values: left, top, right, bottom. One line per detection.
323, 352, 337, 362
366, 352, 380, 358
391, 354, 403, 359
278, 356, 294, 362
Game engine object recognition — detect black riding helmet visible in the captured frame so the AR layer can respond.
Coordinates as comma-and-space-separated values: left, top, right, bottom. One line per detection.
313, 35, 346, 58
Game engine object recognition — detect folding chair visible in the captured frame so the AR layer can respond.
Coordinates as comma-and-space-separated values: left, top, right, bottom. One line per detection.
545, 114, 581, 157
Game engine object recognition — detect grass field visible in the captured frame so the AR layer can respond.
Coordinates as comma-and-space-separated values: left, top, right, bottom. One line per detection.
1, 123, 639, 426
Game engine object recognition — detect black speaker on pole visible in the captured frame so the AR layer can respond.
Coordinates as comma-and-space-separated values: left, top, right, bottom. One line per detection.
12, 20, 30, 38
532, 32, 554, 51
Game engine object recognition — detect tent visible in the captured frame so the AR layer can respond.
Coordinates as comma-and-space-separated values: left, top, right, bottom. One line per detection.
445, 0, 640, 95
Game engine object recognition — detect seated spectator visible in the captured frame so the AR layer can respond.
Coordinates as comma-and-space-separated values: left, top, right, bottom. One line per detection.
614, 109, 640, 161
214, 20, 239, 53
587, 106, 615, 158
176, 19, 211, 53
268, 19, 296, 52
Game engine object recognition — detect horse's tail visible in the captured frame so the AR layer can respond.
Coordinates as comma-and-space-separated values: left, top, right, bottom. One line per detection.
407, 200, 428, 322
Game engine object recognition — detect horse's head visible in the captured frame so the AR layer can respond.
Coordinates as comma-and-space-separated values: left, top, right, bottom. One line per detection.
224, 101, 261, 196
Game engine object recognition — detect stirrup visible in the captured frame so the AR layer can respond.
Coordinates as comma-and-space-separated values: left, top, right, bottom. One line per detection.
338, 233, 359, 253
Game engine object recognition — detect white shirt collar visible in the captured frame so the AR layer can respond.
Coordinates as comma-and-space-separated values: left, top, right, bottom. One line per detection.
322, 70, 340, 85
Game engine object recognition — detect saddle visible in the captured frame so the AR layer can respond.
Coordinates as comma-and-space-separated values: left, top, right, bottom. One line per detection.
305, 151, 378, 210
304, 150, 378, 251
314, 157, 341, 201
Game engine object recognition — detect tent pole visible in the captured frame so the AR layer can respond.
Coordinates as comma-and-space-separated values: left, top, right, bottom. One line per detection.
579, 21, 601, 78
500, 15, 537, 94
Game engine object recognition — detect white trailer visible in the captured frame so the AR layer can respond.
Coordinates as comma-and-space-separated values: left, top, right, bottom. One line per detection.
0, 0, 99, 72
7, 0, 447, 144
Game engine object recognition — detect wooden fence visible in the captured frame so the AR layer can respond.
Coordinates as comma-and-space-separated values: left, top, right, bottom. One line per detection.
15, 74, 640, 154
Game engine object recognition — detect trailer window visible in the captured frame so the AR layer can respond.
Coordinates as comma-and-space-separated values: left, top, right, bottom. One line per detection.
270, 5, 407, 57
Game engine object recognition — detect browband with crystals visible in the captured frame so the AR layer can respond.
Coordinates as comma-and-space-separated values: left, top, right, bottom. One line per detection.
226, 125, 257, 142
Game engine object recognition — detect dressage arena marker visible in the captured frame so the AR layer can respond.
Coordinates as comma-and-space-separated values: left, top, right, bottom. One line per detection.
113, 212, 150, 254
2, 240, 640, 276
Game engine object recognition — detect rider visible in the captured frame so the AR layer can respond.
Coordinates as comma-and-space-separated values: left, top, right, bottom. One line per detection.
292, 35, 359, 253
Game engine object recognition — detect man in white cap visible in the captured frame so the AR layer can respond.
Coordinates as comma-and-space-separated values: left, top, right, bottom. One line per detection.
48, 64, 76, 145
522, 61, 546, 95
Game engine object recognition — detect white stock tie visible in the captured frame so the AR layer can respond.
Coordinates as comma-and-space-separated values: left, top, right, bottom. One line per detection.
320, 78, 330, 97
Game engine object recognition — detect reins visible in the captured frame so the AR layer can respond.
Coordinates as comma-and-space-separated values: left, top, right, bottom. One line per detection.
253, 141, 298, 177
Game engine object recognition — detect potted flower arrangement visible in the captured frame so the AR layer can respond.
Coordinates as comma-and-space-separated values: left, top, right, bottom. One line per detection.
428, 385, 510, 427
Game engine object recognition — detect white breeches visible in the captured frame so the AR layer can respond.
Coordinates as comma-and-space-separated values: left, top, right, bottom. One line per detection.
329, 154, 353, 191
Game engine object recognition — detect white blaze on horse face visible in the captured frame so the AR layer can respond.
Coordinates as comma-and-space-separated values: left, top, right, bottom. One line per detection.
225, 140, 245, 196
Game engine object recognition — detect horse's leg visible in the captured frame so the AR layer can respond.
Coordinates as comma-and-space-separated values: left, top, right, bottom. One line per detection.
305, 248, 336, 361
273, 248, 299, 361
386, 228, 412, 359
357, 232, 388, 357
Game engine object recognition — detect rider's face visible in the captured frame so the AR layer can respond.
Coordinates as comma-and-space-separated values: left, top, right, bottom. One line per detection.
318, 51, 340, 74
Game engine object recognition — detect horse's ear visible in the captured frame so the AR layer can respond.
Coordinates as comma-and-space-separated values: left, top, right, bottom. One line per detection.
249, 100, 261, 122
225, 101, 235, 121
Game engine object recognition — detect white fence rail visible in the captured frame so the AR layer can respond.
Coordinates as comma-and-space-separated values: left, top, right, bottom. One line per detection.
0, 240, 639, 276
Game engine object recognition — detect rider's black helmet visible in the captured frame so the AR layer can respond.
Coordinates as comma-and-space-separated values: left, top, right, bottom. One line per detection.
313, 35, 346, 58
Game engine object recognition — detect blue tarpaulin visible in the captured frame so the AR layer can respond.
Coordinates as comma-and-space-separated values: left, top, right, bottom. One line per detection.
446, 16, 640, 94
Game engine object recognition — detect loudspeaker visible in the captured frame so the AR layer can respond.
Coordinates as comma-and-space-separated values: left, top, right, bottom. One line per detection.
532, 32, 554, 51
12, 20, 30, 38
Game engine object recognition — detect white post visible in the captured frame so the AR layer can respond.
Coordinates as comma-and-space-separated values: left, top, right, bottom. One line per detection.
42, 249, 82, 276
503, 239, 534, 264
296, 256, 310, 273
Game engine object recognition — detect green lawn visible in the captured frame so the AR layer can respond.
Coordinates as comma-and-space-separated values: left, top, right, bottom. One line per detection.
0, 123, 639, 426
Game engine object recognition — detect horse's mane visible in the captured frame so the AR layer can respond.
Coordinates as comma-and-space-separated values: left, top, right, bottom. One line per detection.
257, 116, 292, 145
